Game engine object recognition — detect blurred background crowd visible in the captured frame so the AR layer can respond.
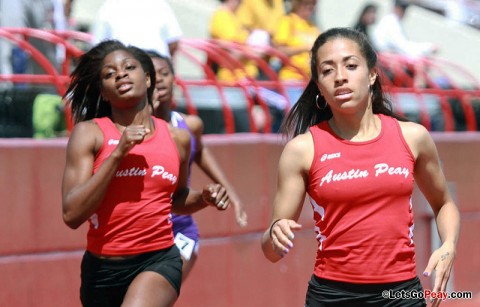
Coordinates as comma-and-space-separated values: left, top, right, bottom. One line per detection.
0, 0, 480, 137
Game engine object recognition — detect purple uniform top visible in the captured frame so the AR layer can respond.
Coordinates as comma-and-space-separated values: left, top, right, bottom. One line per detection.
170, 111, 199, 242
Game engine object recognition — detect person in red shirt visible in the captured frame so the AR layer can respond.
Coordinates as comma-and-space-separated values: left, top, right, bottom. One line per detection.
62, 40, 229, 307
261, 28, 460, 307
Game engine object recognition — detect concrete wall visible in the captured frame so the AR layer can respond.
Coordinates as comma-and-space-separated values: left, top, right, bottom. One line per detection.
0, 133, 479, 306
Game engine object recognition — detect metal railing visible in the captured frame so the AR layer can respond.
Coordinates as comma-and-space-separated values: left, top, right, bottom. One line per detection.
1, 29, 479, 135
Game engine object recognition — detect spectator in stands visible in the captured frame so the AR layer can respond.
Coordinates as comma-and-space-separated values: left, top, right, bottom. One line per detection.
353, 3, 378, 43
236, 0, 287, 80
237, 0, 286, 37
62, 40, 229, 306
0, 0, 67, 75
208, 0, 259, 81
270, 0, 320, 121
63, 0, 80, 30
209, 0, 291, 132
261, 28, 460, 306
272, 0, 321, 81
372, 0, 438, 58
372, 0, 439, 87
91, 0, 182, 58
147, 50, 248, 281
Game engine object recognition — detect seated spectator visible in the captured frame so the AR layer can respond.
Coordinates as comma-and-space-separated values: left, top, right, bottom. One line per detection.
208, 0, 259, 81
0, 0, 67, 75
270, 0, 320, 113
353, 3, 378, 43
272, 0, 321, 81
372, 0, 439, 87
372, 0, 438, 59
236, 0, 287, 79
209, 0, 291, 132
237, 0, 286, 37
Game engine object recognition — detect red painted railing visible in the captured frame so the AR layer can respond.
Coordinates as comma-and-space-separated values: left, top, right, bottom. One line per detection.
0, 29, 479, 135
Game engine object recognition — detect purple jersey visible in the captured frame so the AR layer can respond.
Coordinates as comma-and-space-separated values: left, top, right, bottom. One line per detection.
170, 111, 199, 242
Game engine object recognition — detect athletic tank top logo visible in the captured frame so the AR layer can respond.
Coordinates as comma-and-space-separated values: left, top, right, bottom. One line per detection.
320, 162, 410, 186
321, 152, 341, 162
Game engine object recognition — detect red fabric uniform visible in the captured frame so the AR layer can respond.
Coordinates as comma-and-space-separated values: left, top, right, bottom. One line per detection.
307, 114, 417, 283
88, 117, 179, 255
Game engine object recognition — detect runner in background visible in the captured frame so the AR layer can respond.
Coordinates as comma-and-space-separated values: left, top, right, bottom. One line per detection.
147, 50, 248, 281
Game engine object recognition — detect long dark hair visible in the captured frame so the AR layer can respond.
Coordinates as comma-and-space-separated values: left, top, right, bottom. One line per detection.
65, 40, 156, 124
281, 27, 406, 139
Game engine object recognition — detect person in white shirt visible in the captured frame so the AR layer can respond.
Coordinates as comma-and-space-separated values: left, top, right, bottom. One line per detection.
91, 0, 182, 58
372, 0, 438, 59
0, 0, 68, 75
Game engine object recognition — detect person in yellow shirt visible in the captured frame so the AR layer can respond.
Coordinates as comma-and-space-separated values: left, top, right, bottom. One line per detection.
236, 0, 286, 37
208, 0, 258, 82
236, 0, 286, 80
273, 0, 320, 81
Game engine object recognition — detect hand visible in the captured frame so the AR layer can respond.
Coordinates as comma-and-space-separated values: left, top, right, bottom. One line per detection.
269, 219, 302, 258
202, 183, 229, 210
228, 193, 247, 227
423, 242, 456, 307
232, 199, 247, 227
114, 125, 150, 157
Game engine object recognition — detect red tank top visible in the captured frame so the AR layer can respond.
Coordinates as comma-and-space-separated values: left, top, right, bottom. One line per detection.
88, 117, 179, 255
307, 114, 416, 283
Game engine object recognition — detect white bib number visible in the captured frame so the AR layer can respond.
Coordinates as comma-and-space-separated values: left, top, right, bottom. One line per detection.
174, 232, 195, 261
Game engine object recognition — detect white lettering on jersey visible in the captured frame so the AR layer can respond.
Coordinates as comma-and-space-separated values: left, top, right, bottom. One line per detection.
116, 167, 147, 177
374, 163, 410, 178
319, 163, 410, 186
320, 169, 369, 186
108, 139, 119, 146
151, 165, 178, 184
113, 165, 177, 185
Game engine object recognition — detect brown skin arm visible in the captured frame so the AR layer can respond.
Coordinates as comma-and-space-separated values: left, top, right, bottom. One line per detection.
184, 113, 248, 226
170, 125, 230, 214
261, 133, 313, 262
62, 121, 104, 229
400, 122, 460, 306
